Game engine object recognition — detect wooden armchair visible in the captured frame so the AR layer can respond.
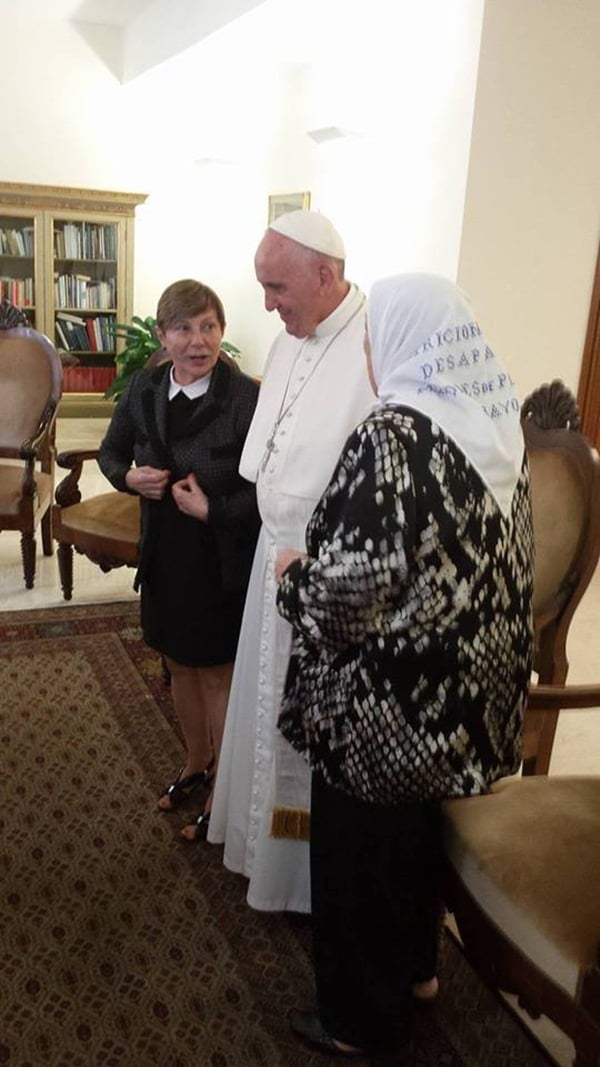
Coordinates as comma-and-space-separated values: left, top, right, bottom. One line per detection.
0, 326, 62, 588
52, 450, 140, 600
442, 381, 600, 1067
521, 380, 600, 774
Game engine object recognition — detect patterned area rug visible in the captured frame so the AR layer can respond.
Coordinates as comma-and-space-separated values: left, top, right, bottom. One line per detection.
0, 602, 554, 1067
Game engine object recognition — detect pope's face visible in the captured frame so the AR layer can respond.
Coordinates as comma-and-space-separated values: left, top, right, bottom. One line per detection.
255, 232, 322, 339
156, 310, 223, 385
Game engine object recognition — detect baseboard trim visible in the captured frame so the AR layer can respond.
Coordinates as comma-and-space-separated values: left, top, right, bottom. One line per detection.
58, 394, 116, 418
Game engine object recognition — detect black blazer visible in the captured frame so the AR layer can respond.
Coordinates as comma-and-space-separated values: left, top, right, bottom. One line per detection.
98, 355, 260, 593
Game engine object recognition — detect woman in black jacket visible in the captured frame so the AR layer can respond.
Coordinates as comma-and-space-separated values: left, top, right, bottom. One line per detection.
99, 279, 260, 838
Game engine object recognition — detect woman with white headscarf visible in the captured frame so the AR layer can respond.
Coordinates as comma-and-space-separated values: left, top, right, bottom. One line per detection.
274, 274, 535, 1060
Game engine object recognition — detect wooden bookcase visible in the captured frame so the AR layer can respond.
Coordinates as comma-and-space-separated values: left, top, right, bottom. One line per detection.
0, 182, 147, 413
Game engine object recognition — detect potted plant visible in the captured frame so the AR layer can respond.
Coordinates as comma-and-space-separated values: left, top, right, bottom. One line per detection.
104, 315, 241, 401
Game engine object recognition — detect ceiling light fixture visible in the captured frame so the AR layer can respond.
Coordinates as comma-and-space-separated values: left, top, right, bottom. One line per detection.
307, 126, 361, 144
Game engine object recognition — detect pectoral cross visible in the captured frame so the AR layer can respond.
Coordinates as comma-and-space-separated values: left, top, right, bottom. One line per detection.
261, 428, 279, 472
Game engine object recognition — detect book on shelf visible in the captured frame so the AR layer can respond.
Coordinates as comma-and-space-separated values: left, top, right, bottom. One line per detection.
0, 276, 34, 305
55, 320, 69, 349
22, 227, 34, 255
85, 317, 98, 352
0, 224, 34, 257
54, 271, 115, 310
55, 311, 116, 353
61, 365, 116, 393
56, 314, 88, 352
53, 221, 118, 262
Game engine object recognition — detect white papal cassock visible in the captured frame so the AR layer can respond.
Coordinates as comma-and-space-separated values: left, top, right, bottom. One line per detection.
207, 283, 374, 912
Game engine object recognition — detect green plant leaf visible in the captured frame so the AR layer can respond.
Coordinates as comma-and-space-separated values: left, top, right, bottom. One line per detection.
104, 313, 161, 400
221, 340, 241, 359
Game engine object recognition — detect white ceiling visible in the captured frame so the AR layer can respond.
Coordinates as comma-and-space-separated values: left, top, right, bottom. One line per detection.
0, 0, 154, 26
0, 0, 268, 80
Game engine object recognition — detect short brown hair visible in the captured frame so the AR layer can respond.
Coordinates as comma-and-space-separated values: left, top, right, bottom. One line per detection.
156, 279, 226, 332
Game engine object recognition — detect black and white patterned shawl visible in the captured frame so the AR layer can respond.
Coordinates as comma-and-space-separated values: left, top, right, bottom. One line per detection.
276, 406, 534, 804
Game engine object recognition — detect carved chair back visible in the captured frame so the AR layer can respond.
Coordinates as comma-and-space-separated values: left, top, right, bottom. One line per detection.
521, 380, 600, 772
0, 325, 63, 587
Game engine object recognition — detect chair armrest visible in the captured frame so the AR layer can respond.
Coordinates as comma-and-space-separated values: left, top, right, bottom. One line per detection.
56, 448, 100, 467
528, 683, 600, 710
21, 401, 59, 458
19, 402, 59, 494
55, 448, 101, 507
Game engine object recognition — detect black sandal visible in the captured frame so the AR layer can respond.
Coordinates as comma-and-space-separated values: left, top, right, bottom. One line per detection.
181, 809, 210, 842
159, 762, 214, 809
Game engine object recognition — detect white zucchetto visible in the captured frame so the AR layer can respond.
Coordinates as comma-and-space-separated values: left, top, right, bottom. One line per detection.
268, 210, 345, 259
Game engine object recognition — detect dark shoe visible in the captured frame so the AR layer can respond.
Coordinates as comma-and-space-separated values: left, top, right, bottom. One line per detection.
159, 762, 214, 810
180, 809, 210, 842
288, 1010, 366, 1059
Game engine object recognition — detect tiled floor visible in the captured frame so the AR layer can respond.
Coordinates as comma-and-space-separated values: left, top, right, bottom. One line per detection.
1, 417, 598, 1066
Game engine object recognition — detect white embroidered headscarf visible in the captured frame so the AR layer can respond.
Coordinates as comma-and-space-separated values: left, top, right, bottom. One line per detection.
367, 273, 524, 516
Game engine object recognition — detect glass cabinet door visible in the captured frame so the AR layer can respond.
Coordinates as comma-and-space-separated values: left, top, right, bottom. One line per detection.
0, 209, 42, 327
0, 181, 146, 406
51, 215, 120, 394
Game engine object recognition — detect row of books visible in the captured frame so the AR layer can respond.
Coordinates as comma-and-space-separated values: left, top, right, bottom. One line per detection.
55, 312, 116, 353
0, 276, 34, 305
54, 223, 118, 262
54, 273, 116, 310
62, 366, 116, 394
0, 226, 34, 257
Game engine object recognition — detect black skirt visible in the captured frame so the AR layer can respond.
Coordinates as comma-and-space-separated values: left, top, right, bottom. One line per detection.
140, 390, 246, 668
141, 492, 246, 667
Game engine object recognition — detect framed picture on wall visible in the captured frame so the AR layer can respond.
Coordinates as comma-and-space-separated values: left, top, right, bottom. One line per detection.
268, 191, 311, 223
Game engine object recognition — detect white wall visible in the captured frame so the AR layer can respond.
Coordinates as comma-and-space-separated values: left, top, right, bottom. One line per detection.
123, 0, 486, 373
458, 0, 600, 400
0, 0, 484, 376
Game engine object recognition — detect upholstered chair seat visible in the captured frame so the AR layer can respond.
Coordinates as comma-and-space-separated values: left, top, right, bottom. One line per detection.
444, 775, 600, 998
0, 466, 54, 517
52, 456, 140, 599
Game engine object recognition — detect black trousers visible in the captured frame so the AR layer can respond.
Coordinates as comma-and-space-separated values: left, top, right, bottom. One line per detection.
310, 773, 442, 1052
